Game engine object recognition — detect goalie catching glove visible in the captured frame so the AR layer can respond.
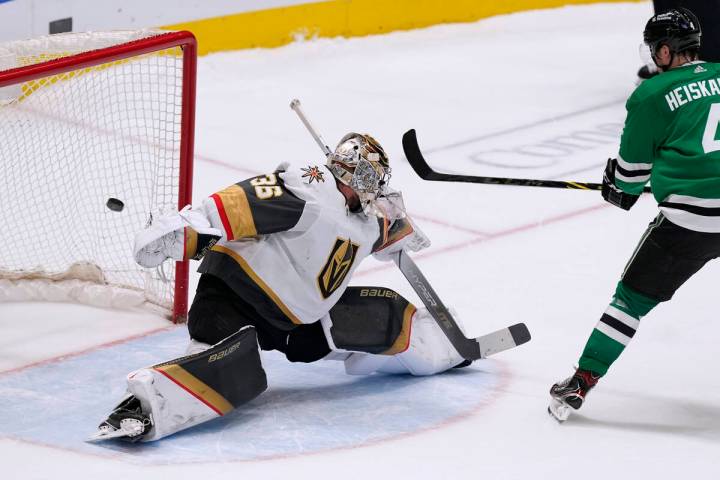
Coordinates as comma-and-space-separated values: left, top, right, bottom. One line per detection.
133, 206, 221, 268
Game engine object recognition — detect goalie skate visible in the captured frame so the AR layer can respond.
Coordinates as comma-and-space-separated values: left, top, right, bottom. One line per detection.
87, 395, 152, 443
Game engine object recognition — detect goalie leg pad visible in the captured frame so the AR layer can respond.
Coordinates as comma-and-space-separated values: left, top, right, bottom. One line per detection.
127, 325, 267, 441
343, 308, 466, 376
389, 308, 465, 375
322, 286, 416, 355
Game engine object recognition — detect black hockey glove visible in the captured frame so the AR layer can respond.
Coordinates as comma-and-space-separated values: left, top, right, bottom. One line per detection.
601, 158, 639, 211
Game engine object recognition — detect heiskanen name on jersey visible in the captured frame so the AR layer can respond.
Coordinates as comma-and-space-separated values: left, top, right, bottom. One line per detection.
665, 75, 720, 111
618, 60, 720, 233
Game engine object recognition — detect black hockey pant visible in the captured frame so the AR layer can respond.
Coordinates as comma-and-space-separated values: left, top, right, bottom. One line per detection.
188, 274, 414, 364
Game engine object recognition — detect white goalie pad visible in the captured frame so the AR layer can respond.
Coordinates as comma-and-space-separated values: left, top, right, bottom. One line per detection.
118, 327, 267, 442
328, 307, 466, 376
125, 367, 221, 442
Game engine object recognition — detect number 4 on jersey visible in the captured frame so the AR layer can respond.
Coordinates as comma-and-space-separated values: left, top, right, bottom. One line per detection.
702, 103, 720, 153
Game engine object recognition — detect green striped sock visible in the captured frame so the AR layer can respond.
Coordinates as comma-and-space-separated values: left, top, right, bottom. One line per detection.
578, 281, 658, 376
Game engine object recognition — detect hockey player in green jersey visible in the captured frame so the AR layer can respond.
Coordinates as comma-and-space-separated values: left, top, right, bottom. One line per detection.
549, 8, 720, 422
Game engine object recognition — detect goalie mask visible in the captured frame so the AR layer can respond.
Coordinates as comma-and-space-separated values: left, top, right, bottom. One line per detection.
327, 133, 391, 207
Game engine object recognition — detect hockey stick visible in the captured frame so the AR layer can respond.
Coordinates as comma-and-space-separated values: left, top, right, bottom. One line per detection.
393, 250, 530, 359
290, 99, 531, 360
402, 129, 652, 193
290, 99, 333, 156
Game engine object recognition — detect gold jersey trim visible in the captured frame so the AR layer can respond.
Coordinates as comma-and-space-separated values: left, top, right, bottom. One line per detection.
212, 244, 303, 325
211, 184, 258, 240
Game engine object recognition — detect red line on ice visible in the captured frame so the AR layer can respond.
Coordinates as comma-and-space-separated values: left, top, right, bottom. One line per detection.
0, 325, 178, 376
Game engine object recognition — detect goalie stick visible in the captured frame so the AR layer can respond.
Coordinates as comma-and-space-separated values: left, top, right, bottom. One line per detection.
393, 250, 530, 360
402, 129, 652, 193
290, 99, 531, 360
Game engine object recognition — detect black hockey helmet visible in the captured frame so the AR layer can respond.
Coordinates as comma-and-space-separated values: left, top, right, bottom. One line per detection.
643, 8, 701, 56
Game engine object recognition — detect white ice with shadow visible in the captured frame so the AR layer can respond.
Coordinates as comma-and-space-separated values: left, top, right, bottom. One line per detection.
0, 327, 501, 464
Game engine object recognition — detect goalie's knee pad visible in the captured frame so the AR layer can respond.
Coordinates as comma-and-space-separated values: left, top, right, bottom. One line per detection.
126, 325, 267, 441
322, 286, 416, 355
343, 307, 466, 376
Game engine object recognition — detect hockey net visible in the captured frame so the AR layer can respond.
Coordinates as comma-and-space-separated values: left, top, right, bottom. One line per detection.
0, 30, 196, 322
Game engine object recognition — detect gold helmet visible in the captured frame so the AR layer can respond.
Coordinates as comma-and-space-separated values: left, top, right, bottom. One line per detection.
327, 133, 391, 205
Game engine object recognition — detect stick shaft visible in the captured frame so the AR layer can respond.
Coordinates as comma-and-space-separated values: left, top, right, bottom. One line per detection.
392, 251, 482, 359
403, 129, 652, 193
290, 99, 332, 156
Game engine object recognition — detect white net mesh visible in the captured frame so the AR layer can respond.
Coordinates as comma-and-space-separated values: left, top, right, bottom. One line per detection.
0, 31, 189, 317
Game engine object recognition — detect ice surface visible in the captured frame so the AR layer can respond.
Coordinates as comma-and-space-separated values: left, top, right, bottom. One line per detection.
2, 2, 720, 479
0, 327, 502, 463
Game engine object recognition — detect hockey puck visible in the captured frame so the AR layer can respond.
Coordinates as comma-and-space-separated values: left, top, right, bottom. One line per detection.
106, 197, 125, 212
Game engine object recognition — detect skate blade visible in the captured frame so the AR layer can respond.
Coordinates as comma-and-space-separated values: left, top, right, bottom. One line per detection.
86, 418, 147, 443
548, 398, 572, 423
86, 426, 132, 443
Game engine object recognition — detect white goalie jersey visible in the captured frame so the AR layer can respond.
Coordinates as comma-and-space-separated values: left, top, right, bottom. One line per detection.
197, 164, 416, 330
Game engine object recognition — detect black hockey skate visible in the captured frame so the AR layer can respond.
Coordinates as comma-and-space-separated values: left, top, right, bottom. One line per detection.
87, 395, 152, 443
548, 368, 600, 423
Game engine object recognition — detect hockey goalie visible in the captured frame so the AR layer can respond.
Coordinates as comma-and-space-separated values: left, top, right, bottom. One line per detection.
91, 132, 474, 442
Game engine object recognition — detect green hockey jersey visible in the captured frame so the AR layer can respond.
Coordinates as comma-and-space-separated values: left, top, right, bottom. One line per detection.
617, 61, 720, 232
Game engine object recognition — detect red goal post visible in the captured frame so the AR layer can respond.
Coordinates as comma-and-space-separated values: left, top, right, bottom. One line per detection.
0, 30, 197, 322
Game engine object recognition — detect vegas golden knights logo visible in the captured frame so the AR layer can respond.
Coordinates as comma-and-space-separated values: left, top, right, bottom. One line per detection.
318, 238, 360, 299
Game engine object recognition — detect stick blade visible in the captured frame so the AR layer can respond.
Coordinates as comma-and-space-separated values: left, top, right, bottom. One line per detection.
508, 323, 531, 346
475, 323, 531, 358
402, 129, 434, 179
